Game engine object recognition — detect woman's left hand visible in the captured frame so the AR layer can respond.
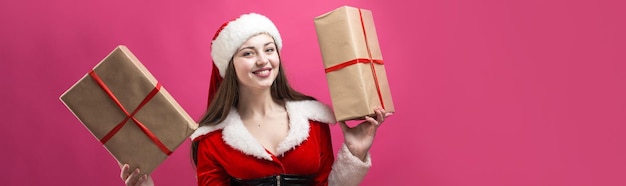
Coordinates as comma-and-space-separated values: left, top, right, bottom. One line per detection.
339, 108, 392, 161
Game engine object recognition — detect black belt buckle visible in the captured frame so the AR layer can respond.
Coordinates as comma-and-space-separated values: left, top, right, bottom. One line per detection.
231, 174, 314, 186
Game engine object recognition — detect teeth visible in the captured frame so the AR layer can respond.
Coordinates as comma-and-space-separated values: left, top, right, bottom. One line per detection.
254, 69, 270, 75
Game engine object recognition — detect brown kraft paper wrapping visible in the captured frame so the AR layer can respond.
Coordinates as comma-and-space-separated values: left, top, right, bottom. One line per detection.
314, 6, 395, 121
60, 45, 197, 176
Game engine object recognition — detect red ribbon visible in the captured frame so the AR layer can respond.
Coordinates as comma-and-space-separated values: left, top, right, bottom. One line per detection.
324, 8, 386, 109
89, 70, 172, 155
324, 58, 384, 73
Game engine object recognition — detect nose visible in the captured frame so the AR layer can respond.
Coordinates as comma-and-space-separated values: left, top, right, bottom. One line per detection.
256, 52, 269, 66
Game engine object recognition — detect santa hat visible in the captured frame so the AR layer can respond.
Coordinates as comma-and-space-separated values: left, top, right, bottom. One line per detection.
207, 13, 283, 106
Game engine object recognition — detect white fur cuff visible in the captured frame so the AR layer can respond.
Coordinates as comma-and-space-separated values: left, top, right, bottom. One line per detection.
328, 144, 372, 186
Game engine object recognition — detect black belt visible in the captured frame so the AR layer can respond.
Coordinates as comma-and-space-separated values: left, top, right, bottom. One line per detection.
231, 174, 314, 186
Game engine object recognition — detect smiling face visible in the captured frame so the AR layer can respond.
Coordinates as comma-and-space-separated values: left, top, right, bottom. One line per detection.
232, 33, 280, 91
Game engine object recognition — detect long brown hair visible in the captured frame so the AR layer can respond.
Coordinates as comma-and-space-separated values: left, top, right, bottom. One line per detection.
191, 51, 315, 165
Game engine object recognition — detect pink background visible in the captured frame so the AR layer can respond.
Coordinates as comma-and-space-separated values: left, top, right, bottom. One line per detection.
1, 0, 625, 185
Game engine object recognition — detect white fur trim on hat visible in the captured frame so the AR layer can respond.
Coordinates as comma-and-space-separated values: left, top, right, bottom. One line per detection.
211, 13, 283, 77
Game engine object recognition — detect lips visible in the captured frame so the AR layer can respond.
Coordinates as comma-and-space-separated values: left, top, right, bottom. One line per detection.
252, 67, 272, 76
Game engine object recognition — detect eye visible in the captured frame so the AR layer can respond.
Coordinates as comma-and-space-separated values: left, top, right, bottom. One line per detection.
240, 50, 254, 57
265, 48, 275, 53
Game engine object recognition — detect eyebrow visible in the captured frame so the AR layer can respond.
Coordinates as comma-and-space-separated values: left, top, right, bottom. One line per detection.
237, 42, 276, 53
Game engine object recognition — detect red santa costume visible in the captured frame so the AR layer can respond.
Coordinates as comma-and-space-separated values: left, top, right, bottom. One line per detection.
191, 13, 372, 186
191, 100, 371, 186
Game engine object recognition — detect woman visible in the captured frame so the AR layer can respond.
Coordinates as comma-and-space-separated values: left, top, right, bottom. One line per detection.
121, 13, 391, 186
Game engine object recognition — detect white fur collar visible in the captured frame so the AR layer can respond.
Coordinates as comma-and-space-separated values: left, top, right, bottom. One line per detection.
190, 100, 336, 161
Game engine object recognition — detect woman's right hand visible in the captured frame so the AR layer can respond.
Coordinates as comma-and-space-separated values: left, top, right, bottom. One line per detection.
121, 164, 154, 186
